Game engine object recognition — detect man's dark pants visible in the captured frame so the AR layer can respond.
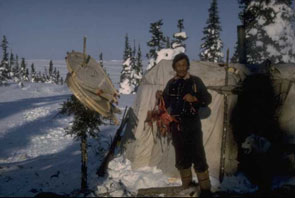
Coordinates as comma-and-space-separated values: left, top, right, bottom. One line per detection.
170, 116, 208, 172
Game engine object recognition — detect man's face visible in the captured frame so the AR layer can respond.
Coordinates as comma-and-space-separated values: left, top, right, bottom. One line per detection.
174, 58, 188, 78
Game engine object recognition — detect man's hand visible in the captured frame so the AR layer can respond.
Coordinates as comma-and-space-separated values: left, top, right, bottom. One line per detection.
156, 90, 163, 100
183, 93, 198, 103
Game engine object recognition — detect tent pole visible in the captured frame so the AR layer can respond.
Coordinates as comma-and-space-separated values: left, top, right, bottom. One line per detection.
219, 49, 230, 182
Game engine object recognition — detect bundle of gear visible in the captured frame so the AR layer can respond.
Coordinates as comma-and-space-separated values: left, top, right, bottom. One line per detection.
144, 96, 178, 137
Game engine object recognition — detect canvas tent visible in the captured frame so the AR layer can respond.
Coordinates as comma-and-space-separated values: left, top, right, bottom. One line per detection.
121, 60, 250, 181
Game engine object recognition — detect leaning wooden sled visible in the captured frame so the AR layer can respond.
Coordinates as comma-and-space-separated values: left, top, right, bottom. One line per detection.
65, 50, 121, 124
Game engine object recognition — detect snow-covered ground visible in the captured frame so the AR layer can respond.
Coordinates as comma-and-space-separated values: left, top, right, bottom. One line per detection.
1, 59, 294, 197
0, 60, 130, 197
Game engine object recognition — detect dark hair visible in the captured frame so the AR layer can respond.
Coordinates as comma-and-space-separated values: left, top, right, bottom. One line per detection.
172, 53, 190, 69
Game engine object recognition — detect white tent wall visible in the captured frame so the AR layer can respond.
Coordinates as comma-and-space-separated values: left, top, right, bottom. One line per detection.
121, 60, 242, 181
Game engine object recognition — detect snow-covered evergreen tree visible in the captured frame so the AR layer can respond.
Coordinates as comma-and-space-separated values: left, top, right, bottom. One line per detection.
199, 0, 224, 62
20, 58, 29, 82
0, 35, 10, 85
30, 63, 37, 82
119, 34, 133, 94
48, 60, 54, 83
240, 0, 295, 63
9, 52, 15, 78
12, 55, 21, 82
136, 44, 143, 78
129, 42, 137, 93
145, 19, 187, 71
52, 67, 58, 84
146, 19, 166, 70
40, 60, 62, 84
36, 71, 43, 83
56, 70, 60, 84
172, 19, 188, 49
130, 44, 143, 93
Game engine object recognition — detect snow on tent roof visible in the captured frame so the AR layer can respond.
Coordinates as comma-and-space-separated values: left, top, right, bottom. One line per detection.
121, 60, 242, 180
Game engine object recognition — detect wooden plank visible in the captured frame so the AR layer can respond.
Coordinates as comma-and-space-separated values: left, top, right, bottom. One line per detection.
137, 183, 199, 197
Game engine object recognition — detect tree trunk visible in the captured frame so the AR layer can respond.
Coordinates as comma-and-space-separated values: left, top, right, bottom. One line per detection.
81, 134, 88, 192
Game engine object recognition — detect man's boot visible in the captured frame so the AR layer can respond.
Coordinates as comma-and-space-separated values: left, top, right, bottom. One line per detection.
196, 169, 211, 197
179, 168, 192, 189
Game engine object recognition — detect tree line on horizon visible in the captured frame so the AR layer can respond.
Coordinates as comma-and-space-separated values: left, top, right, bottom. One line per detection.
0, 35, 64, 87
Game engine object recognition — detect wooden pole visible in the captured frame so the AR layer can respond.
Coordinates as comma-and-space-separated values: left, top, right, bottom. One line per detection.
219, 48, 230, 182
237, 25, 246, 64
82, 36, 87, 67
81, 134, 88, 192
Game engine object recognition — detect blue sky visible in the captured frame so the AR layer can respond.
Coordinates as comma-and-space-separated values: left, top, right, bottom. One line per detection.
0, 0, 241, 61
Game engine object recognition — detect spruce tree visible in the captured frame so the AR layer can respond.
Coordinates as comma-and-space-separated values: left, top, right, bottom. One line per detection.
56, 70, 60, 84
146, 19, 166, 61
199, 0, 224, 62
49, 60, 54, 82
12, 55, 20, 82
9, 52, 15, 78
53, 67, 57, 83
133, 44, 143, 92
172, 19, 187, 49
123, 34, 132, 61
60, 95, 103, 193
129, 41, 137, 94
119, 34, 133, 94
239, 0, 295, 63
20, 58, 28, 82
0, 36, 9, 64
25, 68, 29, 81
31, 63, 37, 82
0, 35, 10, 84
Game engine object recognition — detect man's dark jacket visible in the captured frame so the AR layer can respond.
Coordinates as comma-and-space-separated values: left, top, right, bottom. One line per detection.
163, 73, 212, 118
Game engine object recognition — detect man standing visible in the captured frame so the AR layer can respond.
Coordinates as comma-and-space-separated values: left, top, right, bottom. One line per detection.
157, 53, 212, 196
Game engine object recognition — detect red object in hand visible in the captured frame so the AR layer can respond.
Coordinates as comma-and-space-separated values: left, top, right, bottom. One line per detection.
145, 96, 178, 137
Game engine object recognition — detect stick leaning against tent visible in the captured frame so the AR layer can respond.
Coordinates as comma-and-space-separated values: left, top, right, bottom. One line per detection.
96, 106, 129, 177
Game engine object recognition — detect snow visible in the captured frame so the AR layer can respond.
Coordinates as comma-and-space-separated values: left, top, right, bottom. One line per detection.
122, 57, 131, 67
172, 42, 182, 49
155, 47, 185, 65
146, 58, 155, 71
173, 31, 187, 39
119, 78, 133, 95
